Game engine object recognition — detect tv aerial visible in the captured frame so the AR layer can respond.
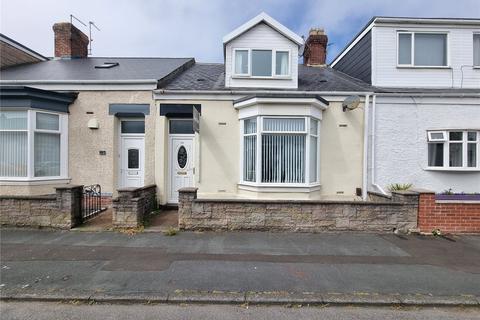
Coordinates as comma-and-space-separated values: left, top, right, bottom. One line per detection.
69, 14, 100, 55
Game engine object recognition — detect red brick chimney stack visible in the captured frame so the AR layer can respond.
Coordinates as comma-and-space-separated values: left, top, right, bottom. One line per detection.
52, 22, 89, 59
304, 28, 328, 66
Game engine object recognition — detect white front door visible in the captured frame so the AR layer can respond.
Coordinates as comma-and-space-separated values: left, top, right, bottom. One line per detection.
169, 136, 194, 203
120, 136, 145, 188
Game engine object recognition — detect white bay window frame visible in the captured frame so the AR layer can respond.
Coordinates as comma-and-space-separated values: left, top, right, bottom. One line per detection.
397, 31, 450, 68
0, 109, 68, 181
232, 48, 292, 78
240, 115, 320, 187
426, 130, 479, 171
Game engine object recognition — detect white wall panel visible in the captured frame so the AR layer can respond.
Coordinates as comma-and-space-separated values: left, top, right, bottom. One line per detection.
370, 96, 480, 193
373, 26, 480, 88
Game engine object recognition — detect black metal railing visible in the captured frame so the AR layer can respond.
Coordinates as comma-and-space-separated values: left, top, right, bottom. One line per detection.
82, 184, 103, 221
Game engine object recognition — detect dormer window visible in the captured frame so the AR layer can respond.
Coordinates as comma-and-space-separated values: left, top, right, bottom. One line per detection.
276, 51, 289, 75
233, 49, 291, 78
234, 50, 249, 75
397, 32, 448, 67
252, 50, 272, 76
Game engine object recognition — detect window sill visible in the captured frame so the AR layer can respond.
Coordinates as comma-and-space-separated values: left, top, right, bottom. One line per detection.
396, 65, 451, 69
238, 182, 321, 193
424, 167, 480, 172
232, 75, 292, 80
0, 177, 71, 186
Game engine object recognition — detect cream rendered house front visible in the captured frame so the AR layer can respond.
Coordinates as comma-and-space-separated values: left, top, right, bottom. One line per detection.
1, 13, 371, 206
153, 13, 371, 204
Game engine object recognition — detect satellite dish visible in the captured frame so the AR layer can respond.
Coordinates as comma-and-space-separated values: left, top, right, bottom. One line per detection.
342, 95, 361, 112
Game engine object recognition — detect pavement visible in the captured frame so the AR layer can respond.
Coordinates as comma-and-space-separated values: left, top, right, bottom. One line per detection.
2, 301, 479, 320
1, 229, 480, 306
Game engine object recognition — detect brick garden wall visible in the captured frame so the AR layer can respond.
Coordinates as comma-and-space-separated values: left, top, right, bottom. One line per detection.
178, 188, 419, 233
0, 185, 83, 229
418, 192, 480, 233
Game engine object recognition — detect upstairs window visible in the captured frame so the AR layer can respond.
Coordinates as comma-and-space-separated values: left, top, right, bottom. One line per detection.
234, 50, 249, 75
275, 51, 289, 76
474, 33, 480, 67
398, 32, 448, 67
252, 50, 272, 76
233, 49, 290, 77
427, 130, 479, 169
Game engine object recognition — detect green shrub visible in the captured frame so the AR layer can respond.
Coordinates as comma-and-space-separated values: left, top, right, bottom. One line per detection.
163, 227, 179, 236
388, 183, 413, 192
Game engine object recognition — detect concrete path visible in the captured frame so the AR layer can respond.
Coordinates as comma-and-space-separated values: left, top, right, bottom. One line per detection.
1, 229, 480, 305
2, 302, 479, 320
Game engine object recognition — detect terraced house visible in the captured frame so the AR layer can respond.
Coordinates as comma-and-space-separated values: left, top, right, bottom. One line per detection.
1, 13, 479, 233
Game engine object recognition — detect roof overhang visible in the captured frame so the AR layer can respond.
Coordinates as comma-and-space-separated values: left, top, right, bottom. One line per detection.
374, 16, 480, 26
0, 80, 158, 91
0, 33, 48, 62
223, 12, 304, 47
233, 94, 329, 110
0, 86, 77, 113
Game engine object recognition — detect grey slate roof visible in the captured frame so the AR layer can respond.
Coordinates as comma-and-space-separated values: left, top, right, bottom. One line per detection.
163, 63, 373, 92
0, 57, 194, 81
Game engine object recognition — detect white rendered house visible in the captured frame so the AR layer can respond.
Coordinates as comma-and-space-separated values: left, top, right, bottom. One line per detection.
332, 17, 480, 194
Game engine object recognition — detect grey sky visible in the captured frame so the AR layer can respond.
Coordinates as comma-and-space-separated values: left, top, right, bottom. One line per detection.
1, 0, 479, 63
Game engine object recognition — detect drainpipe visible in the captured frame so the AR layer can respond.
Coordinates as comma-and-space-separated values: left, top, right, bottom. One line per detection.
370, 94, 388, 195
362, 94, 370, 200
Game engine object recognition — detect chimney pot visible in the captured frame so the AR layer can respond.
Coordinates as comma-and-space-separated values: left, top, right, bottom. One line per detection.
304, 28, 328, 66
53, 22, 89, 59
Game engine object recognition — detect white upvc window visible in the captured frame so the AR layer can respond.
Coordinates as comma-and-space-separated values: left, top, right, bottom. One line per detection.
397, 31, 449, 67
241, 116, 319, 186
0, 110, 68, 181
427, 130, 479, 170
232, 48, 291, 78
474, 33, 480, 67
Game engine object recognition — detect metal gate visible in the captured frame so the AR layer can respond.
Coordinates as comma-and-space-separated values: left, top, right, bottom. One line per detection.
82, 184, 104, 221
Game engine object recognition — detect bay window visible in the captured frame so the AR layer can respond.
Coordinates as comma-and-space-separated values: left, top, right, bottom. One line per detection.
398, 32, 448, 67
427, 130, 479, 170
0, 111, 28, 177
0, 110, 67, 180
242, 116, 319, 186
233, 48, 291, 77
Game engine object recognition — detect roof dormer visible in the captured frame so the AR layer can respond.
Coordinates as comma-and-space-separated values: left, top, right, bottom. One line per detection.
223, 13, 303, 89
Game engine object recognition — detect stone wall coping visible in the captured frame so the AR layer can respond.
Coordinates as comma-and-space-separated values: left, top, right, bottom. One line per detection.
193, 198, 404, 206
179, 187, 199, 193
117, 184, 157, 193
410, 188, 435, 194
0, 194, 56, 200
436, 200, 480, 204
367, 191, 392, 199
55, 184, 83, 190
391, 190, 421, 196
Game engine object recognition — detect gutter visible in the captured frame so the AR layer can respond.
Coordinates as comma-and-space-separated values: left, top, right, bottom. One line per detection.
362, 94, 370, 200
0, 79, 158, 85
375, 92, 480, 98
155, 89, 375, 96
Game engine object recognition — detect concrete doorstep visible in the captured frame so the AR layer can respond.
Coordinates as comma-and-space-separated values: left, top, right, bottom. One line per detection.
1, 290, 479, 307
